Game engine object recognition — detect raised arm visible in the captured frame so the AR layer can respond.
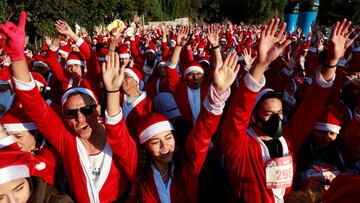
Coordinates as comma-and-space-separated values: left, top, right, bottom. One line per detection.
1, 11, 67, 154
102, 51, 137, 180
221, 18, 291, 154
166, 26, 189, 92
284, 19, 356, 151
185, 51, 239, 173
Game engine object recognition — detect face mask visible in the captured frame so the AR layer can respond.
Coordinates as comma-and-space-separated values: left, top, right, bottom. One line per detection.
0, 90, 15, 118
257, 114, 283, 139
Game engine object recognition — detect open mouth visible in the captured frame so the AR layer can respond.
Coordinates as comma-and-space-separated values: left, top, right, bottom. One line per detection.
80, 124, 89, 131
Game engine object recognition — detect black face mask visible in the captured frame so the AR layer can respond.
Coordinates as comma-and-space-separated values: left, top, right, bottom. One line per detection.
257, 114, 283, 139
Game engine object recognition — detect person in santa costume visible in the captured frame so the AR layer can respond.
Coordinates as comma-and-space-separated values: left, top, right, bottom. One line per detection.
137, 51, 238, 203
165, 25, 223, 125
295, 106, 345, 192
44, 20, 102, 100
0, 145, 73, 203
120, 67, 152, 137
220, 18, 353, 203
0, 11, 138, 202
1, 107, 61, 187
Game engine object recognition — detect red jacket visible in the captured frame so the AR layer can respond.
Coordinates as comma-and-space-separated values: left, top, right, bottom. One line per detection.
15, 82, 137, 203
221, 72, 332, 203
165, 64, 209, 125
45, 38, 102, 99
120, 91, 152, 136
141, 91, 223, 203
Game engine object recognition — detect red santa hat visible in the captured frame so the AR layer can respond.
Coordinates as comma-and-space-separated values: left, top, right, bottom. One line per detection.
61, 87, 98, 108
124, 68, 143, 84
124, 37, 131, 45
1, 107, 37, 132
170, 36, 177, 45
313, 106, 341, 134
220, 36, 227, 43
0, 150, 30, 185
184, 61, 204, 76
157, 60, 167, 68
59, 35, 68, 45
137, 113, 174, 144
31, 72, 50, 91
153, 92, 182, 120
32, 54, 48, 69
58, 45, 72, 57
118, 45, 130, 59
65, 52, 86, 68
198, 56, 210, 67
145, 42, 156, 55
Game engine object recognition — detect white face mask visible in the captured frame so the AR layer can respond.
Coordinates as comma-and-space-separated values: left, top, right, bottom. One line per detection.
0, 90, 15, 118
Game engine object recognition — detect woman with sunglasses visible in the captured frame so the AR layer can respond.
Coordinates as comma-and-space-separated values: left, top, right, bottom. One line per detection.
136, 51, 238, 203
1, 11, 138, 203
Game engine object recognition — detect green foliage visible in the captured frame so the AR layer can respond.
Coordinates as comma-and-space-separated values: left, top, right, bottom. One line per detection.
0, 0, 357, 41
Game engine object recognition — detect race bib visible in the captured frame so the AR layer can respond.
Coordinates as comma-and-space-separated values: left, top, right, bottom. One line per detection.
266, 156, 293, 189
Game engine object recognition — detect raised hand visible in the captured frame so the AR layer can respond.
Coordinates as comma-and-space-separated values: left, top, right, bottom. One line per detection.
242, 48, 256, 67
213, 51, 240, 94
207, 24, 220, 46
282, 52, 297, 70
326, 19, 354, 66
102, 52, 125, 92
55, 20, 74, 36
0, 11, 27, 61
160, 23, 168, 35
176, 26, 189, 47
45, 35, 52, 45
257, 18, 291, 67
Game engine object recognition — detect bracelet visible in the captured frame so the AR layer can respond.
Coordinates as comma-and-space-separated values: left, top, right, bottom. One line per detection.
106, 89, 120, 93
108, 49, 115, 52
212, 44, 220, 49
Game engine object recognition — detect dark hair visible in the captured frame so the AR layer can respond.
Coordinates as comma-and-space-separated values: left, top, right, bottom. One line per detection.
253, 91, 283, 112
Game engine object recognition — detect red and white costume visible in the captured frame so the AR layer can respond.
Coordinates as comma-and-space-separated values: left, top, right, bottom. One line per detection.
14, 77, 138, 203
221, 71, 334, 203
141, 84, 229, 203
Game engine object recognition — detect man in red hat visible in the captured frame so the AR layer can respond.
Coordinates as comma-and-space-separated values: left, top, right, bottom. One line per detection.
165, 25, 222, 125
0, 11, 137, 202
44, 20, 102, 100
120, 67, 152, 136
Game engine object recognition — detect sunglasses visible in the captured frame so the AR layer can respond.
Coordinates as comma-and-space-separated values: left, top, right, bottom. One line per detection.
63, 105, 97, 119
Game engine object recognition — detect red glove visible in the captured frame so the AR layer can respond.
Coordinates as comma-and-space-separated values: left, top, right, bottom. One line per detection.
0, 11, 26, 61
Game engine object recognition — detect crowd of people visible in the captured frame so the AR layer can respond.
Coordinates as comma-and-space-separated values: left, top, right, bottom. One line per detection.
0, 10, 359, 203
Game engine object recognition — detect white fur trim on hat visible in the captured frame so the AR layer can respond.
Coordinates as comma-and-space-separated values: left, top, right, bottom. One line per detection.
0, 165, 30, 185
66, 59, 86, 68
58, 49, 69, 56
140, 121, 174, 144
184, 66, 204, 75
33, 61, 48, 68
3, 123, 37, 132
61, 87, 98, 108
313, 122, 341, 134
119, 53, 130, 59
124, 69, 139, 84
145, 49, 156, 55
